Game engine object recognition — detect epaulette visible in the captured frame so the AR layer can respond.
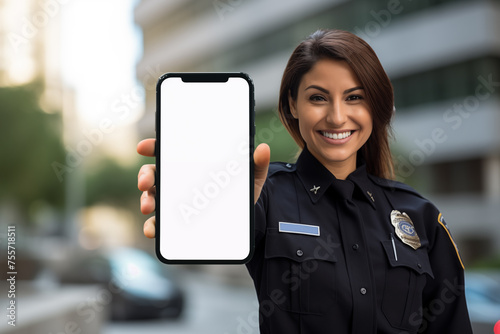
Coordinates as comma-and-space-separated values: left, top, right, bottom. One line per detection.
267, 162, 296, 177
368, 174, 426, 200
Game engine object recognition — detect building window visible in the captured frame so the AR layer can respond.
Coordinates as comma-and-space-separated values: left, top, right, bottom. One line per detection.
429, 158, 484, 194
393, 56, 500, 109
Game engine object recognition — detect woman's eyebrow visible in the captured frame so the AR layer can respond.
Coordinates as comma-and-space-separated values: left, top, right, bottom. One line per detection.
305, 85, 329, 94
305, 85, 364, 95
344, 86, 364, 94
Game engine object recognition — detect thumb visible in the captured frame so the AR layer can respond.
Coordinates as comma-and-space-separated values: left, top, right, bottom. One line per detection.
254, 143, 270, 204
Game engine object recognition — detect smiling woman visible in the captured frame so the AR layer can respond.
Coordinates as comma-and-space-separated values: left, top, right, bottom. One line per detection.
278, 29, 394, 180
287, 59, 373, 180
137, 29, 473, 334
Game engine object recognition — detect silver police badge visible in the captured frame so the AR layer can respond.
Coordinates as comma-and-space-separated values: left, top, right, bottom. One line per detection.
390, 210, 421, 250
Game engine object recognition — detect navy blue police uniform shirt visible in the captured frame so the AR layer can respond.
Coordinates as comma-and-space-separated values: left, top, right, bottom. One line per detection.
246, 147, 472, 334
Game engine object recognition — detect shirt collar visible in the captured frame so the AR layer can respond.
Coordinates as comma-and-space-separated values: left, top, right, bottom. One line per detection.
296, 146, 336, 204
347, 163, 377, 209
295, 146, 377, 209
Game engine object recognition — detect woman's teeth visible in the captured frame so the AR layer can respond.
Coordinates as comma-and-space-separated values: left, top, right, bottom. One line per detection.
321, 131, 352, 140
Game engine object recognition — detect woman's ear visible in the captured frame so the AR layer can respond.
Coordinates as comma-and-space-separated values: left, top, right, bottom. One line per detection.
288, 92, 298, 119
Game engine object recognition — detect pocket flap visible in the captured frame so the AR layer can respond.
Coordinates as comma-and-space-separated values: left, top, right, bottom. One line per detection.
382, 240, 434, 278
265, 228, 338, 263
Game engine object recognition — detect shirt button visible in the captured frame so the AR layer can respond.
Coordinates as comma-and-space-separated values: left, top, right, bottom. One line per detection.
296, 249, 303, 257
360, 288, 367, 295
352, 244, 359, 250
417, 263, 422, 269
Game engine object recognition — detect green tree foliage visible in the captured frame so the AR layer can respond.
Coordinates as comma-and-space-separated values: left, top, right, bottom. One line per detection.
0, 83, 66, 214
254, 110, 297, 162
84, 155, 151, 209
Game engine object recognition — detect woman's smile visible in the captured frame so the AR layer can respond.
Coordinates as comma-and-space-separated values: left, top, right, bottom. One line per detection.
319, 130, 354, 142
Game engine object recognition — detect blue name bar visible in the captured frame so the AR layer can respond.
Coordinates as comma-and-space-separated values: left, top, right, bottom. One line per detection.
279, 222, 320, 236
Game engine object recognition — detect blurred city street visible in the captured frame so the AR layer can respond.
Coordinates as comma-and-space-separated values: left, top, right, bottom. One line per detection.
103, 269, 259, 334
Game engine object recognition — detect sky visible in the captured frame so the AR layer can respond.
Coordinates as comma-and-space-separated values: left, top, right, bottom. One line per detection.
59, 0, 143, 162
60, 0, 143, 128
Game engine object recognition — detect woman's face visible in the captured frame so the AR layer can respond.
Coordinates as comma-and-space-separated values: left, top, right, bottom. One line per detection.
289, 58, 373, 177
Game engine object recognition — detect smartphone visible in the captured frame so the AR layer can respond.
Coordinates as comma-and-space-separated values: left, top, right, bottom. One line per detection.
156, 73, 254, 264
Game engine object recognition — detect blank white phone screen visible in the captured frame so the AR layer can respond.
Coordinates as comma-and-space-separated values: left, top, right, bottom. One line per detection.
159, 76, 251, 262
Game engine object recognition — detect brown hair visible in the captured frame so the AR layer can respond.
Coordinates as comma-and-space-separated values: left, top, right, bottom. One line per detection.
278, 29, 395, 180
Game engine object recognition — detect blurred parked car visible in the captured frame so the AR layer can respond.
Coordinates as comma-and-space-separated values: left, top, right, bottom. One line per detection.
54, 247, 184, 321
465, 270, 500, 326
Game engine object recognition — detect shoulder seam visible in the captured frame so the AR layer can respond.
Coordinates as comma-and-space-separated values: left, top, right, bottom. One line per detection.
368, 175, 425, 199
267, 162, 296, 177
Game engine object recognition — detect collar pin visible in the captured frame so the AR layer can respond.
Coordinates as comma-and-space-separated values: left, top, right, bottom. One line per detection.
310, 185, 320, 194
367, 190, 375, 202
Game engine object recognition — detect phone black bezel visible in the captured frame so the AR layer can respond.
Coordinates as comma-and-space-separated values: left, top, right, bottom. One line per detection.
155, 72, 255, 264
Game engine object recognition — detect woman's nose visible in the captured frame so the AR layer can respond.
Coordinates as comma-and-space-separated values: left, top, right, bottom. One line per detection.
326, 101, 347, 126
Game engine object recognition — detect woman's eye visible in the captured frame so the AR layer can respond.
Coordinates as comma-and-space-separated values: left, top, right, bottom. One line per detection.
310, 95, 326, 102
346, 95, 363, 101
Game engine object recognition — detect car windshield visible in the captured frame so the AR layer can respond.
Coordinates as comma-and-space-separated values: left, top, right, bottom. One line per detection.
108, 248, 162, 276
106, 248, 175, 298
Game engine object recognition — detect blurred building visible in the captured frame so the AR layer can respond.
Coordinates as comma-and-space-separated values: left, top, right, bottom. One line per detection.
0, 1, 41, 86
0, 0, 66, 112
134, 0, 500, 263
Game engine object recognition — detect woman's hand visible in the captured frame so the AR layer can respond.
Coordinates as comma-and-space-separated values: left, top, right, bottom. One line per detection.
137, 139, 156, 238
253, 142, 270, 203
137, 139, 270, 239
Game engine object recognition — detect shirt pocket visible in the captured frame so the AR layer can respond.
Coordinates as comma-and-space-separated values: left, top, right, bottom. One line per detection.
381, 239, 434, 331
264, 228, 338, 315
